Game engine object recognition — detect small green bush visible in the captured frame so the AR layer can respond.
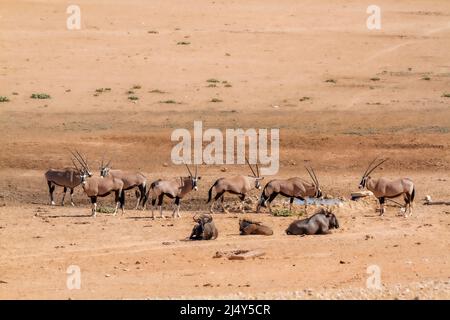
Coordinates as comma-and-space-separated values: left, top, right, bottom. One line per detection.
31, 93, 51, 99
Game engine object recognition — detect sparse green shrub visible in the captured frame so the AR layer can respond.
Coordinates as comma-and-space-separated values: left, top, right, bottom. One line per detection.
31, 93, 51, 99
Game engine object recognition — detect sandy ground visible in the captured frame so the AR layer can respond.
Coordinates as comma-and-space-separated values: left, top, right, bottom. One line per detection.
0, 0, 449, 299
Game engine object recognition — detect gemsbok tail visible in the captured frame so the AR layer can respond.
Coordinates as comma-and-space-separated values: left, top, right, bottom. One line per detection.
206, 180, 219, 203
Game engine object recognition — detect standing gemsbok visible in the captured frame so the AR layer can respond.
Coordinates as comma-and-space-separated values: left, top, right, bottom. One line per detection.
207, 159, 264, 214
72, 151, 125, 217
359, 158, 415, 217
145, 164, 201, 219
256, 167, 322, 215
45, 166, 85, 206
99, 160, 147, 210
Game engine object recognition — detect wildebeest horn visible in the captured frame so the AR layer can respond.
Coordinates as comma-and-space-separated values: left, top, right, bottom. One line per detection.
245, 157, 257, 177
365, 158, 389, 177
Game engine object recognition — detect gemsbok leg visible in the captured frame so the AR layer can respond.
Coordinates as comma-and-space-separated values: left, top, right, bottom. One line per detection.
48, 181, 56, 206
90, 196, 97, 217
239, 194, 246, 214
172, 197, 181, 218
61, 186, 68, 206
69, 188, 75, 206
220, 194, 229, 214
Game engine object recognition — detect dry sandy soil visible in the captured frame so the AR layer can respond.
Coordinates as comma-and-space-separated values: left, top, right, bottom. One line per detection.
0, 0, 449, 299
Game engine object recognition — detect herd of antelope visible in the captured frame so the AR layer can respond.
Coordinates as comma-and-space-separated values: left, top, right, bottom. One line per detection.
45, 151, 416, 218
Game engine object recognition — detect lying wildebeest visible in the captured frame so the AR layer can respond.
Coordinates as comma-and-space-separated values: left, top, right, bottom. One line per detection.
189, 213, 218, 240
285, 208, 339, 235
239, 219, 273, 236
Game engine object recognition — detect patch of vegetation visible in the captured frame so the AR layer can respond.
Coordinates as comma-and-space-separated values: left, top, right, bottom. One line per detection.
207, 84, 217, 88
210, 98, 223, 103
271, 208, 303, 217
325, 79, 337, 84
31, 93, 51, 99
126, 90, 135, 95
160, 99, 177, 104
96, 206, 116, 214
206, 78, 220, 83
299, 96, 311, 102
95, 87, 111, 94
149, 89, 166, 94
442, 93, 450, 98
224, 84, 232, 88
128, 96, 139, 101
370, 77, 380, 81
421, 76, 431, 81
0, 96, 10, 102
177, 41, 190, 45
132, 85, 141, 90
12, 92, 18, 95
147, 30, 159, 34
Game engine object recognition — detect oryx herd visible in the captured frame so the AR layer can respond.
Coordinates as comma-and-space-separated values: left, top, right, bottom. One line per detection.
44, 152, 416, 221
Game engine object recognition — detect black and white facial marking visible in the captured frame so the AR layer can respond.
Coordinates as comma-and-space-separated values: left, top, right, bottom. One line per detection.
316, 188, 323, 198
191, 176, 201, 191
359, 176, 369, 189
100, 167, 110, 178
80, 169, 93, 184
254, 177, 264, 190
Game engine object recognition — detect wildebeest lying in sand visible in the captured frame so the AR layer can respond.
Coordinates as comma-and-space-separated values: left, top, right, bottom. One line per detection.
286, 208, 339, 235
189, 214, 218, 240
239, 219, 273, 235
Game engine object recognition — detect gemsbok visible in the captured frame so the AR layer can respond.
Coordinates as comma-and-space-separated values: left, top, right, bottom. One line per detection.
45, 166, 84, 206
206, 159, 264, 214
256, 166, 322, 215
359, 158, 415, 217
72, 151, 125, 217
99, 160, 147, 209
146, 164, 200, 219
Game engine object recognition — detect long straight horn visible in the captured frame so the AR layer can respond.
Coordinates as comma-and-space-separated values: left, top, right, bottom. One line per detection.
311, 167, 320, 188
363, 157, 379, 178
184, 162, 193, 177
305, 166, 316, 186
71, 158, 81, 172
71, 150, 87, 171
195, 164, 198, 178
256, 162, 260, 177
245, 157, 257, 177
75, 150, 89, 170
366, 158, 389, 177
